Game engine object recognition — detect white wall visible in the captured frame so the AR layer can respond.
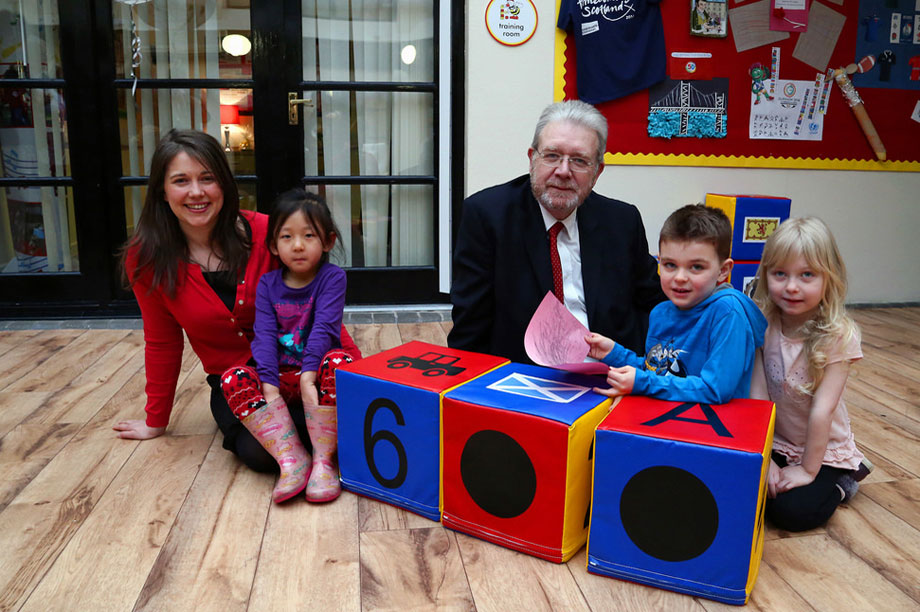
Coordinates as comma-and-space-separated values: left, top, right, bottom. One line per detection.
464, 1, 920, 304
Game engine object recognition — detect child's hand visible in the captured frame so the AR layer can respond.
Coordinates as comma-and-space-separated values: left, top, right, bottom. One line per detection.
593, 366, 636, 397
113, 419, 166, 440
776, 464, 816, 493
262, 383, 282, 403
585, 333, 615, 361
767, 460, 782, 498
300, 371, 319, 407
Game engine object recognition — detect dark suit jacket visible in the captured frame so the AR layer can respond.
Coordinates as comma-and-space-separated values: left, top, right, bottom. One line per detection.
448, 174, 665, 364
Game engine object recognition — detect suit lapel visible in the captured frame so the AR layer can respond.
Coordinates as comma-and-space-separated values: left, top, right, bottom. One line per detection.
522, 190, 554, 296
577, 195, 602, 326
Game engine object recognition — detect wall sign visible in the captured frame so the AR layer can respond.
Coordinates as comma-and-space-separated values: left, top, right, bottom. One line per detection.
486, 0, 538, 47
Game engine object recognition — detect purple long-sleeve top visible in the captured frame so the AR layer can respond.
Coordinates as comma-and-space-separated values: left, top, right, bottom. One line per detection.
251, 262, 346, 387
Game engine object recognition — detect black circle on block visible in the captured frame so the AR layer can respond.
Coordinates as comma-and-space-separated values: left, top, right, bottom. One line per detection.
620, 465, 718, 562
460, 430, 537, 519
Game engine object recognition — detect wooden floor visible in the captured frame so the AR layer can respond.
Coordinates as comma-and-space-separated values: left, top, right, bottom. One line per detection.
0, 307, 918, 611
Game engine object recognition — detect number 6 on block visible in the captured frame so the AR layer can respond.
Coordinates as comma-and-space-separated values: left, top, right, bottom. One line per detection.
336, 340, 508, 521
364, 398, 408, 489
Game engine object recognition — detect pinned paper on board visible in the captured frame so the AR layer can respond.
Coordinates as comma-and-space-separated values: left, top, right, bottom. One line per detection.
524, 292, 609, 375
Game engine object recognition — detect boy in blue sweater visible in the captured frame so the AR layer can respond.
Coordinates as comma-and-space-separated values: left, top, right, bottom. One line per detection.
586, 204, 767, 403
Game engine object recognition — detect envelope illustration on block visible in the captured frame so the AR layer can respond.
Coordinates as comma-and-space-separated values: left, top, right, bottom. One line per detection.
487, 373, 591, 403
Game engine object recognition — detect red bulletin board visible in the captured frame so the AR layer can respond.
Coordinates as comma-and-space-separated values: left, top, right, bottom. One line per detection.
553, 0, 920, 171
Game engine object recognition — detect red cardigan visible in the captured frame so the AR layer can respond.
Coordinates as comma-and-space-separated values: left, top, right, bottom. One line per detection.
129, 211, 359, 428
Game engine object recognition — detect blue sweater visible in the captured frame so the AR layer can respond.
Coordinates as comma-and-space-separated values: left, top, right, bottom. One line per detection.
602, 284, 767, 404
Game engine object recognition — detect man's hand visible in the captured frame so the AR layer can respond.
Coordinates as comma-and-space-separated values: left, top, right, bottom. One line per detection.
113, 419, 166, 440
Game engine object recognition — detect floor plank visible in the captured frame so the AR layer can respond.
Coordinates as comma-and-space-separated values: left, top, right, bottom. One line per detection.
456, 532, 590, 612
5, 329, 130, 393
567, 548, 707, 612
0, 330, 82, 392
18, 434, 212, 612
359, 527, 474, 611
825, 488, 920, 605
133, 436, 270, 612
24, 331, 145, 426
248, 493, 361, 612
764, 534, 918, 611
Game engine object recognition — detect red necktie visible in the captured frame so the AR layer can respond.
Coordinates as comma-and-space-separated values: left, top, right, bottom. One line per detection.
548, 222, 565, 303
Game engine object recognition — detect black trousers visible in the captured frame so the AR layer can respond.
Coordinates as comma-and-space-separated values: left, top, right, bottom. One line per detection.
766, 452, 848, 532
206, 373, 311, 473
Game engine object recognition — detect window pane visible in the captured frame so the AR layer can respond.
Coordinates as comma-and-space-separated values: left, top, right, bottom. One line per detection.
303, 0, 434, 83
0, 185, 76, 273
313, 183, 433, 268
113, 0, 252, 81
0, 0, 62, 79
118, 88, 254, 176
0, 88, 69, 177
303, 91, 432, 177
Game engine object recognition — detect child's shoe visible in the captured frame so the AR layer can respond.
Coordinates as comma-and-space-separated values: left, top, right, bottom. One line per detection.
304, 404, 341, 502
852, 458, 874, 482
240, 396, 312, 503
837, 475, 859, 504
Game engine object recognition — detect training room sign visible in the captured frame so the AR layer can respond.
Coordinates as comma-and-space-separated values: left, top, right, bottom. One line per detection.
486, 0, 538, 46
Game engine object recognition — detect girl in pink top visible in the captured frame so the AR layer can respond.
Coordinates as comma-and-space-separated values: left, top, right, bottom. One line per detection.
750, 217, 870, 532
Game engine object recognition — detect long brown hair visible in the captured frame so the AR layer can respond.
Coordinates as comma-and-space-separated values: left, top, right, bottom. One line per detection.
121, 129, 249, 297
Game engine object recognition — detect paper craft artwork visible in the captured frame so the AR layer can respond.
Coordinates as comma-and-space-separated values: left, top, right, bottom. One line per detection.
524, 292, 608, 375
770, 0, 808, 32
750, 79, 826, 140
729, 0, 791, 53
648, 78, 728, 139
792, 1, 846, 71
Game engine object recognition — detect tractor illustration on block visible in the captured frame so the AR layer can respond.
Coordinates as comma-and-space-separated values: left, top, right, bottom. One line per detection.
386, 352, 467, 377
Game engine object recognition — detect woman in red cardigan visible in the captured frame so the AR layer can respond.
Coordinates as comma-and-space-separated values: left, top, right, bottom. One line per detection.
113, 129, 360, 475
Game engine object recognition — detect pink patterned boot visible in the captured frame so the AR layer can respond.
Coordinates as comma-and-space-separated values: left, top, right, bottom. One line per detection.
240, 396, 312, 503
304, 403, 341, 502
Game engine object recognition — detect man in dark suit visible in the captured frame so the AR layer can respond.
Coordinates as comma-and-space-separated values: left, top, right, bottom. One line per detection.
448, 100, 665, 364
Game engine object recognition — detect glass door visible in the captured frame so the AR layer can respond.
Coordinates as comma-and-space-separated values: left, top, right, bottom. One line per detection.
0, 0, 114, 312
294, 0, 445, 302
0, 0, 453, 316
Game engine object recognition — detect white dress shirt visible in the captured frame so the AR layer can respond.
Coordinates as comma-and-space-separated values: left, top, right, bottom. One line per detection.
539, 205, 589, 330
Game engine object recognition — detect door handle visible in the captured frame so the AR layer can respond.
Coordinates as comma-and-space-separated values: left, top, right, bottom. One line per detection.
288, 92, 314, 125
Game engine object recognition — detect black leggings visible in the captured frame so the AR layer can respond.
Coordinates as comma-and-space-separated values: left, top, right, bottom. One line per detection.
206, 374, 311, 473
766, 452, 848, 532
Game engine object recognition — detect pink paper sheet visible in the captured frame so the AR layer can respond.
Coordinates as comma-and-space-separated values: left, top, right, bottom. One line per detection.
524, 292, 609, 375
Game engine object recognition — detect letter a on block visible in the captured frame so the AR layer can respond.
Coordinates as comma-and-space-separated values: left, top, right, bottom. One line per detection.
641, 403, 733, 438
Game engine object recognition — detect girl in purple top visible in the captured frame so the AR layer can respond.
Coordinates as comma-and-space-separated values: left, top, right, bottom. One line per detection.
221, 189, 360, 503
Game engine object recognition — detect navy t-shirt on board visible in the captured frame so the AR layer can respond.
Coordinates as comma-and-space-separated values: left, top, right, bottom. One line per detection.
558, 0, 667, 104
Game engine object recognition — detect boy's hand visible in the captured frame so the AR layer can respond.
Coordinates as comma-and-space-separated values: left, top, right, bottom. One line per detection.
776, 464, 815, 493
593, 366, 636, 397
585, 333, 615, 361
767, 460, 782, 498
300, 371, 319, 407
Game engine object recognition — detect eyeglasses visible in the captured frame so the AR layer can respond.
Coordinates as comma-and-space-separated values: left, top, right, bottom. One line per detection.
534, 150, 596, 174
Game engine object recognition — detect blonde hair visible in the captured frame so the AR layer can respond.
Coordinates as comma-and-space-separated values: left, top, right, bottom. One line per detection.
752, 217, 858, 393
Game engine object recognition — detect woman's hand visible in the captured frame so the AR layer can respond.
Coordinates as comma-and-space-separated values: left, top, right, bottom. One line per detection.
113, 419, 166, 440
776, 464, 816, 493
593, 366, 636, 398
300, 371, 319, 407
585, 333, 615, 361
